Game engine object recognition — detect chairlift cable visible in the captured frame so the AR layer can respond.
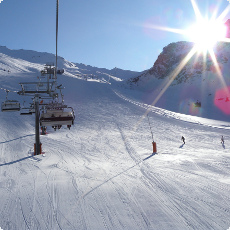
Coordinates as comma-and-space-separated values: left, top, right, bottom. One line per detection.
55, 0, 59, 80
0, 87, 18, 93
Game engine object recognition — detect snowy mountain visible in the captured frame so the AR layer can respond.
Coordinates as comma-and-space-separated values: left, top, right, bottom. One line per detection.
1, 45, 230, 229
0, 46, 141, 83
73, 63, 143, 81
125, 41, 230, 122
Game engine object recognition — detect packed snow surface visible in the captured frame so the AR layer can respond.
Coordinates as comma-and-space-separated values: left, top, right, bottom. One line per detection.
0, 48, 230, 229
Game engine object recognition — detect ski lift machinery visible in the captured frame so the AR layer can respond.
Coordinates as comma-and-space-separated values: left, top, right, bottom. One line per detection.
20, 101, 34, 115
16, 0, 75, 155
39, 0, 75, 131
1, 90, 20, 112
0, 0, 75, 155
39, 80, 75, 130
1, 100, 20, 112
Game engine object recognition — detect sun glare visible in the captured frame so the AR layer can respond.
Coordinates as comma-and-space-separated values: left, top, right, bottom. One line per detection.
142, 0, 230, 116
186, 19, 227, 51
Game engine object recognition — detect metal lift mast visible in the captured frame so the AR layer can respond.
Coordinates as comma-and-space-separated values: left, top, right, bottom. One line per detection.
35, 95, 41, 155
18, 0, 60, 155
1, 0, 71, 155
18, 64, 58, 155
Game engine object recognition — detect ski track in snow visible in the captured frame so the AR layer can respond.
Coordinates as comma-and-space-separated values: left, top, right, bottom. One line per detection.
1, 73, 230, 229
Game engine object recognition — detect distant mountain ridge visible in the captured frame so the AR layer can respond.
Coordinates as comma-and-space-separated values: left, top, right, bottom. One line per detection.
124, 41, 230, 121
0, 46, 141, 82
128, 41, 230, 86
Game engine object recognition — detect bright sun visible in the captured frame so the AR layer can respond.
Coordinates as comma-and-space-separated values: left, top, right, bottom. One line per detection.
143, 0, 230, 108
186, 19, 227, 52
146, 0, 230, 53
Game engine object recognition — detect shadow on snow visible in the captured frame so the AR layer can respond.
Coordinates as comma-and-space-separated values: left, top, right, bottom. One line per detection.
0, 134, 35, 144
83, 152, 156, 198
0, 155, 34, 167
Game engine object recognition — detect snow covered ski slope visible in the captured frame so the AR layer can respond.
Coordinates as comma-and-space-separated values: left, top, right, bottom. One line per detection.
0, 44, 230, 229
1, 71, 230, 230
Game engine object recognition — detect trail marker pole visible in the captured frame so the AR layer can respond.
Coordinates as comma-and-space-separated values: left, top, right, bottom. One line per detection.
147, 114, 157, 154
152, 141, 157, 154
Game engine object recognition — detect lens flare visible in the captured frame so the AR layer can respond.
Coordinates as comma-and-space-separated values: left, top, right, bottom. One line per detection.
136, 0, 230, 129
214, 86, 230, 114
141, 0, 230, 115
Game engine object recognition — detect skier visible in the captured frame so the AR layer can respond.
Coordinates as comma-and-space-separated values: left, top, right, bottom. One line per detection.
181, 136, 185, 144
221, 135, 224, 144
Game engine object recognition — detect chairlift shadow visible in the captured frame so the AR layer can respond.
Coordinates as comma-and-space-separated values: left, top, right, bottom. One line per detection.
0, 155, 33, 167
0, 134, 35, 144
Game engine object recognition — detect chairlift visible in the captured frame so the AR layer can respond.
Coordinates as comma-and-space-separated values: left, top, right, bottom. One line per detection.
19, 101, 34, 115
194, 101, 201, 107
40, 65, 55, 76
20, 108, 33, 115
1, 100, 20, 112
20, 110, 33, 115
30, 107, 35, 113
40, 102, 75, 130
1, 90, 20, 112
57, 69, 64, 74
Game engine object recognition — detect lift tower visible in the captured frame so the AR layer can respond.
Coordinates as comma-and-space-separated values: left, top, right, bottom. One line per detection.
18, 64, 58, 155
1, 1, 74, 155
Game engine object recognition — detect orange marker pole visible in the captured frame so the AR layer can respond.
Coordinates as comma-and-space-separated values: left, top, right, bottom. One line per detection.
152, 142, 157, 153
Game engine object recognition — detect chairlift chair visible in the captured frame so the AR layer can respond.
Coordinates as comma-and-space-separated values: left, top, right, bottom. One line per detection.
1, 100, 20, 112
40, 102, 75, 130
57, 69, 64, 74
20, 108, 33, 115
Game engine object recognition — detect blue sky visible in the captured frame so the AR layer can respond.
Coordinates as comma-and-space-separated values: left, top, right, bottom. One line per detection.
0, 0, 230, 71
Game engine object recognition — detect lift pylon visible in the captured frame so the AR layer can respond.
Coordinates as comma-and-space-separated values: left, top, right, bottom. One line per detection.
1, 0, 75, 156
